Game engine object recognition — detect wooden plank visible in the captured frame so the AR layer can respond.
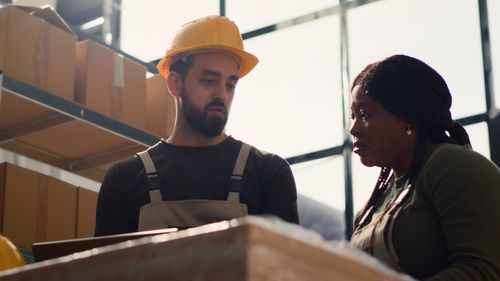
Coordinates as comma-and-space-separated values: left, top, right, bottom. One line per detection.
0, 218, 414, 281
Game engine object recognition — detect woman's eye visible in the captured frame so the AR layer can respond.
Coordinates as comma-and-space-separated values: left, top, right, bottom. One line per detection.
359, 109, 370, 122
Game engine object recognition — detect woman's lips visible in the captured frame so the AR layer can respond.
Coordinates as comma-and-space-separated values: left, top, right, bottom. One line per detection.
353, 141, 368, 154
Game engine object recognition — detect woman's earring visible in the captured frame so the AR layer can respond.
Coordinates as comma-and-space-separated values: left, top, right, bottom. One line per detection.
406, 125, 412, 136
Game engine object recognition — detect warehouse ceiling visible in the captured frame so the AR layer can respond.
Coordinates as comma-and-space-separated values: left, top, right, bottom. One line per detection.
56, 0, 104, 37
57, 0, 102, 25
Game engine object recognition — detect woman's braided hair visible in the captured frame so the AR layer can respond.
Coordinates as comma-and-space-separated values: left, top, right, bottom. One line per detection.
352, 54, 471, 228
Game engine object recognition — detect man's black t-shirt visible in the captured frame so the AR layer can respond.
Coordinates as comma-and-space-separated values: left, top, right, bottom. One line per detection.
95, 136, 299, 236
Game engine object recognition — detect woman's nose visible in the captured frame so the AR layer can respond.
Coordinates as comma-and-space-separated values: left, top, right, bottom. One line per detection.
349, 118, 361, 138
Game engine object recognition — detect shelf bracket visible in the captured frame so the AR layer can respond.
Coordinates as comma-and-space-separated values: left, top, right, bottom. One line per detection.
61, 143, 146, 172
0, 114, 73, 145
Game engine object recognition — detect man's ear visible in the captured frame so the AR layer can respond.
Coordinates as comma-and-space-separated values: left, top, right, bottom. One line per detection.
166, 72, 182, 98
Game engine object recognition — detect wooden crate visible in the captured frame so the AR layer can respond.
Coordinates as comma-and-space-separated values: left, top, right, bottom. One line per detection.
0, 217, 415, 281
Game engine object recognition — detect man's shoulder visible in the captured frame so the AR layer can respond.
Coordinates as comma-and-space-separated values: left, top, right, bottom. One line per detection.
239, 141, 289, 167
106, 153, 143, 178
250, 145, 277, 159
230, 137, 272, 157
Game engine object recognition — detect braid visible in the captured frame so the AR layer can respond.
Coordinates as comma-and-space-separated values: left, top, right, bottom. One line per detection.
427, 121, 472, 147
354, 166, 391, 228
407, 128, 430, 183
447, 121, 472, 147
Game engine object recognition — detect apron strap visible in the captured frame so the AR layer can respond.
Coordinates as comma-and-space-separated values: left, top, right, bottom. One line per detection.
137, 150, 156, 174
148, 190, 163, 203
227, 142, 252, 203
137, 148, 163, 203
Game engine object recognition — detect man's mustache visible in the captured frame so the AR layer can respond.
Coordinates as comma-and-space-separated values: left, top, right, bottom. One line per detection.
206, 100, 226, 111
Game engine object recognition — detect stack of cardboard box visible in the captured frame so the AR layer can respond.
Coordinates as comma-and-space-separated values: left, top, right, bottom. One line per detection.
146, 74, 176, 139
0, 163, 98, 253
0, 5, 75, 102
0, 3, 178, 184
0, 162, 77, 251
0, 3, 176, 258
0, 5, 76, 131
0, 4, 176, 135
75, 39, 147, 130
76, 186, 98, 239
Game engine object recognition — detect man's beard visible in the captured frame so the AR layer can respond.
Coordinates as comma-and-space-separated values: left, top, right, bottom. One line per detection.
180, 88, 228, 137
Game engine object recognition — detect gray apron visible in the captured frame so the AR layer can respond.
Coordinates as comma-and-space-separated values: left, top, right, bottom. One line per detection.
136, 142, 251, 231
350, 181, 412, 272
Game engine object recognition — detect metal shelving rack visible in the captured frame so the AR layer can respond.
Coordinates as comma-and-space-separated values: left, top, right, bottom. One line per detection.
0, 72, 159, 181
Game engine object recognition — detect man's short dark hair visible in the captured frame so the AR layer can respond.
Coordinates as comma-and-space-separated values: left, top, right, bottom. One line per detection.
169, 56, 194, 80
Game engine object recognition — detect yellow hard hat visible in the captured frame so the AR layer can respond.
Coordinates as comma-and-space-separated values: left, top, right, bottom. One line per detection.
0, 235, 25, 271
157, 15, 258, 79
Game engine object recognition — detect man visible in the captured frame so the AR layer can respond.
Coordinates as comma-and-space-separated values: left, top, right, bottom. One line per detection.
95, 15, 299, 236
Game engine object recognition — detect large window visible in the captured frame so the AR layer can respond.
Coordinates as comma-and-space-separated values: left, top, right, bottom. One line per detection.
226, 15, 343, 157
292, 157, 345, 211
351, 155, 379, 213
347, 0, 485, 119
466, 122, 491, 158
489, 0, 500, 109
121, 0, 219, 63
227, 0, 339, 33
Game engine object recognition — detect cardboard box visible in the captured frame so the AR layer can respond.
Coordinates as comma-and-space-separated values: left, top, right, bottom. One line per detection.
146, 74, 175, 138
0, 218, 413, 280
0, 5, 76, 101
76, 187, 98, 238
75, 39, 147, 130
0, 163, 77, 249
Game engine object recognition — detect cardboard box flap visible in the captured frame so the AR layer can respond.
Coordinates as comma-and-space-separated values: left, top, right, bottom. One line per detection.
30, 5, 75, 36
3, 4, 40, 14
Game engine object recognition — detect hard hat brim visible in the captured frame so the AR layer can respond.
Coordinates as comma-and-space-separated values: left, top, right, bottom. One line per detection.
157, 45, 258, 79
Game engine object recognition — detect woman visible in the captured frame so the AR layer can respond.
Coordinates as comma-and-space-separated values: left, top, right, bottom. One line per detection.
349, 54, 500, 280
